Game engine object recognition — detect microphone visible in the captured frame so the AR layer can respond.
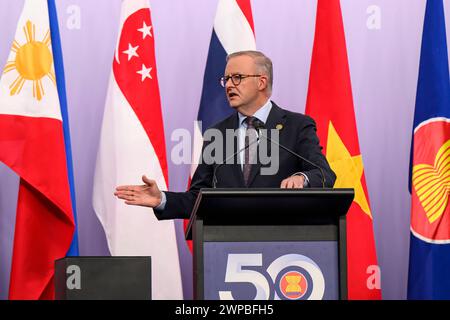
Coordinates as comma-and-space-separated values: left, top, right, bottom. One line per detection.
212, 128, 260, 188
253, 119, 326, 188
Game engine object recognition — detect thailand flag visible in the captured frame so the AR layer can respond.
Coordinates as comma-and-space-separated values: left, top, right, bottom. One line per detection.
0, 0, 77, 299
185, 0, 256, 250
408, 0, 450, 299
93, 0, 183, 299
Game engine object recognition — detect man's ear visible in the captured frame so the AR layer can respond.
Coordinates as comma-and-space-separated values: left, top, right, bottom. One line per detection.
258, 75, 269, 91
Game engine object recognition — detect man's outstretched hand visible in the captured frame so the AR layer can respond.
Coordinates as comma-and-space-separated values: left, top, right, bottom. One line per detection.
114, 175, 162, 208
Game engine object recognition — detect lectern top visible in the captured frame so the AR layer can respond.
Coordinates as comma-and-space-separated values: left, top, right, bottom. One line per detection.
185, 188, 354, 240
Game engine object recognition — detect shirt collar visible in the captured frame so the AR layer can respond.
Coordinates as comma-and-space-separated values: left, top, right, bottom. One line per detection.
238, 99, 273, 127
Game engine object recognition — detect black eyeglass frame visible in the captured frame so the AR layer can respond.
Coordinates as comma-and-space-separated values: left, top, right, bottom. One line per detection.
219, 74, 262, 87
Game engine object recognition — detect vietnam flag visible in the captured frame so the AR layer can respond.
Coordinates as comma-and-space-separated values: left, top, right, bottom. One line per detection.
305, 0, 381, 299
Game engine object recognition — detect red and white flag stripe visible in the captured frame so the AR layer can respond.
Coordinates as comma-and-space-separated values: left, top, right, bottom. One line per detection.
0, 0, 74, 299
93, 0, 182, 299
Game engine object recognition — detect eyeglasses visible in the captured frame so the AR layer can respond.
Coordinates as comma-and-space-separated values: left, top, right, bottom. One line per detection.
219, 74, 261, 87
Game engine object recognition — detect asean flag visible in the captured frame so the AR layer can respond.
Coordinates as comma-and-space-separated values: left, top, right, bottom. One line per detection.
408, 0, 450, 300
0, 0, 75, 299
305, 0, 381, 299
185, 0, 256, 251
92, 0, 183, 299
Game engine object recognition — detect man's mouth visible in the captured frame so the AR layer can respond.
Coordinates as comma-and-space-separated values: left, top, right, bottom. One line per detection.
228, 92, 238, 98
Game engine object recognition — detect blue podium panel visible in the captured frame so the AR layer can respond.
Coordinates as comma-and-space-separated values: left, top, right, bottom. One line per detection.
203, 241, 339, 300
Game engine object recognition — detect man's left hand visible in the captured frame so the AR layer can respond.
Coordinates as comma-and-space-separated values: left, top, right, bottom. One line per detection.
280, 175, 305, 188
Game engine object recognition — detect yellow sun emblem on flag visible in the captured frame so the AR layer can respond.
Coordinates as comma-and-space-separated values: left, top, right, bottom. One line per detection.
3, 20, 56, 101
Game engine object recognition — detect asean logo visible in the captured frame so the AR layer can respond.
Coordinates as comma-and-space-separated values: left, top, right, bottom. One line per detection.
278, 270, 309, 300
267, 254, 325, 300
411, 118, 450, 242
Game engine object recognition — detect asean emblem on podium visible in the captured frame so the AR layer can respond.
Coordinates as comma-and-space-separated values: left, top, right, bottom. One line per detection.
269, 253, 325, 300
279, 271, 307, 300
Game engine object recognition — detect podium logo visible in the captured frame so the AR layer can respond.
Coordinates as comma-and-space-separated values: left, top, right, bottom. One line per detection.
269, 254, 325, 300
66, 265, 81, 290
279, 271, 308, 300
219, 253, 325, 300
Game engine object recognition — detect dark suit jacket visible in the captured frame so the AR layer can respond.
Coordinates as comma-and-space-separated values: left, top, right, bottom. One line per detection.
155, 102, 336, 220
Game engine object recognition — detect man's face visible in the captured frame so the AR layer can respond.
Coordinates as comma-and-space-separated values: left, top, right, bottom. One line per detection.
224, 55, 261, 111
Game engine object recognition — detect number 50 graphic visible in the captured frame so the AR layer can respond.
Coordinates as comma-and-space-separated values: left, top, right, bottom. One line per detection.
218, 253, 325, 300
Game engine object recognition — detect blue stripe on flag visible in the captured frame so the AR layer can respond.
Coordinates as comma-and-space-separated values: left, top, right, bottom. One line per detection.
412, 0, 450, 127
409, 0, 450, 191
408, 235, 450, 299
48, 0, 79, 256
198, 30, 234, 131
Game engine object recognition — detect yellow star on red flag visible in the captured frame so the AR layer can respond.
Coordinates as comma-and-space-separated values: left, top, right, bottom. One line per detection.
326, 121, 372, 218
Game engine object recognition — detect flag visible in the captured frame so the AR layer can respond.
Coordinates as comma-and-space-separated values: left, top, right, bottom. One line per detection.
185, 0, 256, 250
408, 0, 450, 300
48, 0, 79, 257
305, 0, 381, 299
92, 0, 183, 299
0, 0, 76, 299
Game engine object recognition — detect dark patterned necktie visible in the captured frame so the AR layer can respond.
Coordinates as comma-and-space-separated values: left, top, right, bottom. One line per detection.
243, 116, 258, 186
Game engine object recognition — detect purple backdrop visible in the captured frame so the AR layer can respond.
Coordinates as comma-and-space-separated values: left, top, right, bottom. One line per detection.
1, 0, 449, 300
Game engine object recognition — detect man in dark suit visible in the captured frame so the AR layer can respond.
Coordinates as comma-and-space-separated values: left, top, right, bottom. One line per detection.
114, 51, 336, 220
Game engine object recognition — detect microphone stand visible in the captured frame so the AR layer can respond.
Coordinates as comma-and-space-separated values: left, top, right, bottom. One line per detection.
254, 122, 326, 188
212, 133, 260, 188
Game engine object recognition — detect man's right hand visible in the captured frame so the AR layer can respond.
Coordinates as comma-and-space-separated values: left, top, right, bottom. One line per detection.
114, 175, 162, 208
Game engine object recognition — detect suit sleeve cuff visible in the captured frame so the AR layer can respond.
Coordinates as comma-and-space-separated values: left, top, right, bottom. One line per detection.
154, 191, 167, 211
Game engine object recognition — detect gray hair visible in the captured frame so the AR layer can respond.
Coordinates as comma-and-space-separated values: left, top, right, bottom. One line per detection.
226, 50, 273, 93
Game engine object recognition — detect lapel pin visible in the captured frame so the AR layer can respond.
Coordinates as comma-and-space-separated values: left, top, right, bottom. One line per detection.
276, 124, 283, 131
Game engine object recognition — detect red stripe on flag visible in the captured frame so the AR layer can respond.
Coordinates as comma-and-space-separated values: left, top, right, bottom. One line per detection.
113, 8, 169, 185
10, 180, 74, 299
0, 115, 74, 299
235, 0, 255, 34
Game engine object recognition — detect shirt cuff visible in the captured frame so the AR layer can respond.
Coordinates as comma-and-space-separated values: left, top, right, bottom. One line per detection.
292, 172, 310, 188
154, 191, 167, 211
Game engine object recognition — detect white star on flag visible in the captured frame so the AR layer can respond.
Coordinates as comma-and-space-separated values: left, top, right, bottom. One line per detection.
122, 43, 139, 61
136, 64, 152, 81
137, 21, 152, 39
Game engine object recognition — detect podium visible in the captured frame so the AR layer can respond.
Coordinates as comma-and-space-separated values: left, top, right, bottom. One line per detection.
186, 188, 354, 300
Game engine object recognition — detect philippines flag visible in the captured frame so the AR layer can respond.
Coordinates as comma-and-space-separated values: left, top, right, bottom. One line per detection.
0, 0, 77, 299
92, 0, 183, 299
408, 0, 450, 300
185, 0, 256, 250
